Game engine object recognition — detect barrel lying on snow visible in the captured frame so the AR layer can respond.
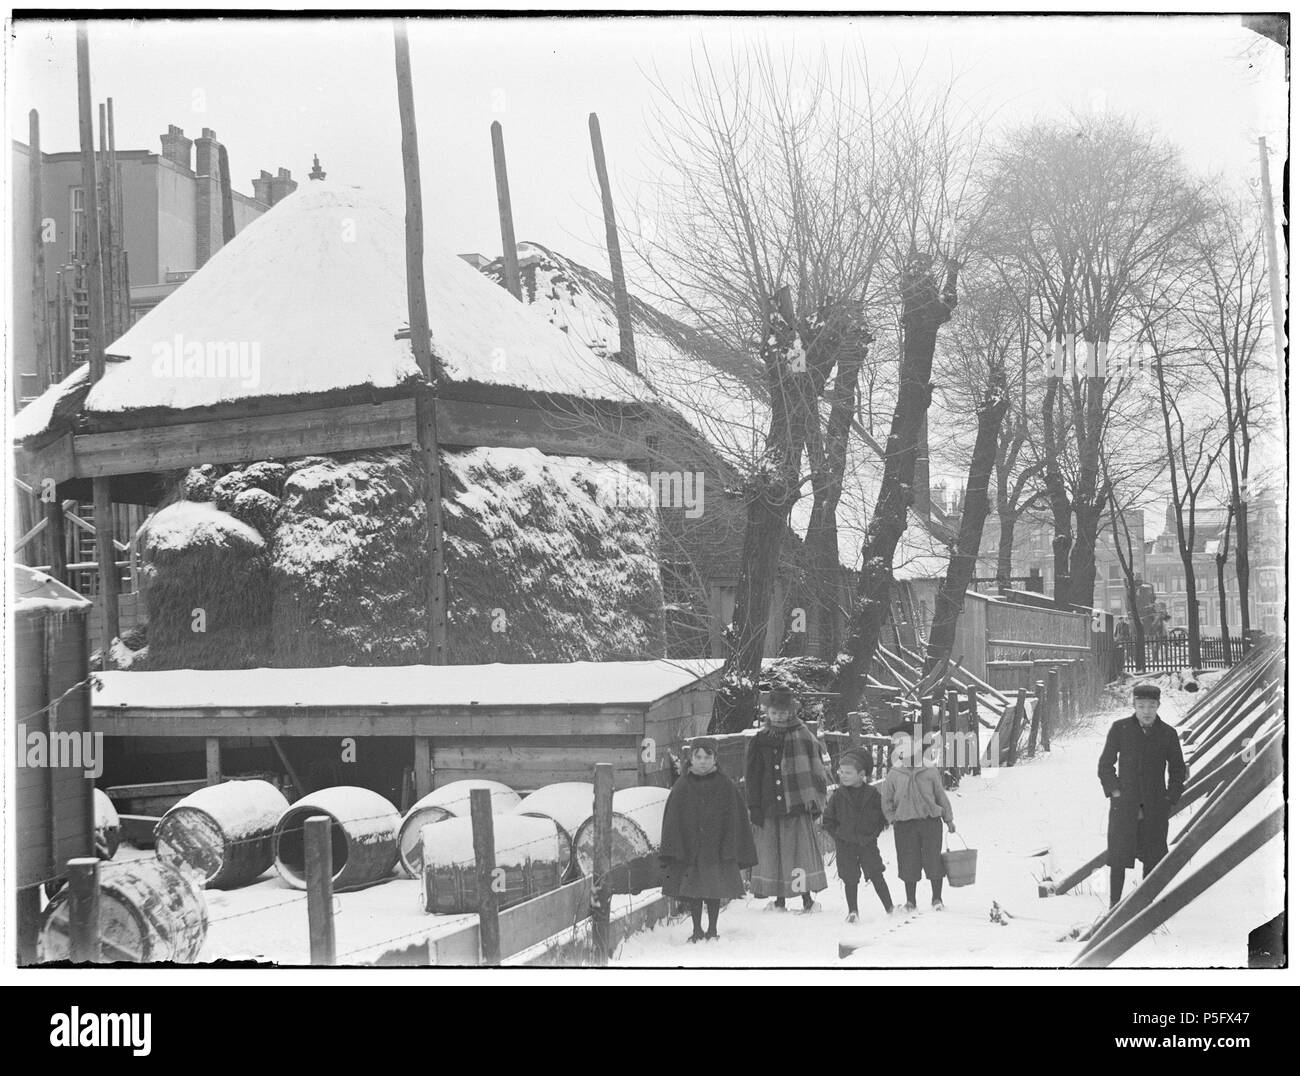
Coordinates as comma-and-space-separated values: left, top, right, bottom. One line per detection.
573, 786, 669, 893
397, 780, 520, 876
512, 782, 594, 879
421, 814, 566, 914
94, 789, 121, 860
157, 780, 289, 889
274, 787, 400, 891
38, 859, 209, 963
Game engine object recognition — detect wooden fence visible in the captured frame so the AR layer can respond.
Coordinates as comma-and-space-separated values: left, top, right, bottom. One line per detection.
1122, 635, 1248, 672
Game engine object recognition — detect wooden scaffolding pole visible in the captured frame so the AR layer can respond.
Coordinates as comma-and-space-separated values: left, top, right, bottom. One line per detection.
393, 20, 449, 665
490, 121, 522, 300
1257, 137, 1287, 425
76, 24, 119, 646
588, 113, 637, 374
29, 110, 50, 393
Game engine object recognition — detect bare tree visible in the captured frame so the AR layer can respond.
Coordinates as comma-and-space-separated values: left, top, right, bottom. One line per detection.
986, 114, 1205, 608
639, 48, 904, 731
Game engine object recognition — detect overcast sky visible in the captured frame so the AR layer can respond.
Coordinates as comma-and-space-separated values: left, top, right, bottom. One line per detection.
7, 14, 1287, 289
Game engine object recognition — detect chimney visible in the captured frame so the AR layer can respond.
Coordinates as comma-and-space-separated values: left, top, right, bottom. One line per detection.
270, 167, 297, 204
193, 128, 222, 268
252, 169, 274, 205
160, 124, 192, 170
309, 154, 326, 181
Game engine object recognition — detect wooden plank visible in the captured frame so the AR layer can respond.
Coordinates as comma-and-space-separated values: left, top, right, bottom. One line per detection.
105, 778, 207, 800
304, 817, 336, 966
435, 768, 640, 792
470, 788, 500, 966
92, 708, 643, 738
69, 396, 645, 480
432, 744, 639, 771
204, 737, 221, 785
414, 737, 433, 800
591, 763, 615, 965
498, 876, 590, 956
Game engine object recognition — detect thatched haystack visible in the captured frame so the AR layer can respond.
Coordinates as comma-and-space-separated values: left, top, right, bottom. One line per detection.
138, 501, 272, 669
130, 446, 666, 669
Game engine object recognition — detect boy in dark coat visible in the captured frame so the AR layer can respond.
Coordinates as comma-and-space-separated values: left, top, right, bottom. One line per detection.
660, 737, 758, 941
1098, 683, 1187, 907
822, 747, 893, 922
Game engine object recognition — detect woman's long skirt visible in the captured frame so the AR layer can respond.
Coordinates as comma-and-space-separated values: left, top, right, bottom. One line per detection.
750, 812, 827, 898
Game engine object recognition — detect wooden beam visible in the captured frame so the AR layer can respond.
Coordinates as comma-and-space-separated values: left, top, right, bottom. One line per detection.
77, 25, 118, 646
490, 121, 522, 300
588, 113, 636, 374
304, 816, 337, 966
66, 396, 645, 479
204, 737, 221, 785
471, 788, 501, 965
29, 109, 49, 393
414, 737, 433, 799
393, 20, 449, 667
92, 706, 643, 739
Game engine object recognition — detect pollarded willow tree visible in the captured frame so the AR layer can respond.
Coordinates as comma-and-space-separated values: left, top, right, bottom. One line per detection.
638, 48, 908, 732
985, 113, 1206, 609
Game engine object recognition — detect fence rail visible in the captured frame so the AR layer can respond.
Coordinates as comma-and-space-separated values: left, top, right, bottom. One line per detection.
1122, 635, 1248, 672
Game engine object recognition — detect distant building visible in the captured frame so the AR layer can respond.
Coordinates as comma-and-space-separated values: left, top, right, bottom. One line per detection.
11, 122, 297, 403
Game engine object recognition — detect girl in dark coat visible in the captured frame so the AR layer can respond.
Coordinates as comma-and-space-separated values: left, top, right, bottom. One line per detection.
660, 738, 758, 942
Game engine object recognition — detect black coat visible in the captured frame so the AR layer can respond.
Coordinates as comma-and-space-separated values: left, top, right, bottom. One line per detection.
1098, 714, 1187, 868
822, 782, 888, 848
659, 769, 758, 899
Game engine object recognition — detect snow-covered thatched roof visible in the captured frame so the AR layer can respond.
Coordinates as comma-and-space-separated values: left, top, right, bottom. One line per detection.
13, 184, 650, 445
488, 242, 952, 580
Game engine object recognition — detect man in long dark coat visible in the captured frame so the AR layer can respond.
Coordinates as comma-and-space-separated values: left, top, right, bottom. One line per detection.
1098, 683, 1187, 907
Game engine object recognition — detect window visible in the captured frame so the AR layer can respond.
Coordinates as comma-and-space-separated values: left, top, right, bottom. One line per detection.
70, 187, 86, 260
1109, 564, 1123, 581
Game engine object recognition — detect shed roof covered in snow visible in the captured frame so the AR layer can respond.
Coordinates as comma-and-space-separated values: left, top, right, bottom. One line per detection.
12, 563, 93, 615
92, 657, 723, 711
13, 183, 650, 446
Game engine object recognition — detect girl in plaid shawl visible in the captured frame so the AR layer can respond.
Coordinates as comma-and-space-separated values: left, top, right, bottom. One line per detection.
745, 686, 830, 912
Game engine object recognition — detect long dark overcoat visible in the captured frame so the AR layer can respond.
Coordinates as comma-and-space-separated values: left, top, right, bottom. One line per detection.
1098, 714, 1187, 869
659, 769, 758, 899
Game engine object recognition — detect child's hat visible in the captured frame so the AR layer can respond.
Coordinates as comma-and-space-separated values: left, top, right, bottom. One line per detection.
840, 747, 871, 772
1133, 683, 1161, 701
762, 685, 797, 710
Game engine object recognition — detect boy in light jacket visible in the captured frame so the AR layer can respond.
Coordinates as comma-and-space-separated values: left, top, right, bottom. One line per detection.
880, 724, 956, 911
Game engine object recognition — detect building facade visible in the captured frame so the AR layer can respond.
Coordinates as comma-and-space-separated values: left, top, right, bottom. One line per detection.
12, 123, 298, 402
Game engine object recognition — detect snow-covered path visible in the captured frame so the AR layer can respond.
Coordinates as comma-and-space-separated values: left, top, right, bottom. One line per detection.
614, 678, 1275, 968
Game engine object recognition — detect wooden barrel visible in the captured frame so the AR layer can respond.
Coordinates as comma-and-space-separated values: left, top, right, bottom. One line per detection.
94, 789, 120, 861
273, 787, 400, 891
572, 785, 669, 891
511, 782, 593, 878
397, 780, 521, 877
38, 859, 208, 963
156, 779, 289, 889
420, 814, 565, 915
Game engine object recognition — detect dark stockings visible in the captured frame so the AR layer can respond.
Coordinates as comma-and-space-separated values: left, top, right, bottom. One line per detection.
848, 874, 894, 914
686, 898, 721, 936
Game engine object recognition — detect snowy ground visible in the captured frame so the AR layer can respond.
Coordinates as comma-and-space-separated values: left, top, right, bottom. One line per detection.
613, 673, 1280, 969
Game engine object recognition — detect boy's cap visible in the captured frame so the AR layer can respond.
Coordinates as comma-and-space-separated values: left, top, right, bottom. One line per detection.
1133, 684, 1161, 701
762, 685, 797, 710
840, 747, 871, 772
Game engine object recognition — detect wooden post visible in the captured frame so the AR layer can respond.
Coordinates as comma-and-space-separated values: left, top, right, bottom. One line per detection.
848, 711, 862, 748
945, 689, 960, 773
470, 787, 501, 965
45, 500, 67, 585
204, 737, 222, 785
29, 109, 50, 392
588, 113, 636, 373
16, 886, 43, 966
393, 21, 449, 667
591, 762, 615, 966
76, 27, 119, 647
1027, 680, 1043, 758
413, 737, 433, 799
1048, 667, 1060, 748
920, 695, 934, 735
304, 817, 336, 966
490, 121, 522, 300
67, 857, 101, 963
1258, 137, 1287, 412
1006, 688, 1027, 766
966, 684, 981, 775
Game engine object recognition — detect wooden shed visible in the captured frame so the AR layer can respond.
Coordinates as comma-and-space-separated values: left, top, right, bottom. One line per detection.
90, 658, 723, 798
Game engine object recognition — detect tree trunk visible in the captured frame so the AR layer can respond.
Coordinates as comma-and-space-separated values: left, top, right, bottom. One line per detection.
1180, 543, 1202, 668
1125, 575, 1146, 672
710, 287, 815, 733
996, 511, 1016, 591
1068, 494, 1105, 610
1233, 492, 1251, 640
1041, 378, 1072, 605
923, 372, 1009, 676
827, 256, 958, 727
